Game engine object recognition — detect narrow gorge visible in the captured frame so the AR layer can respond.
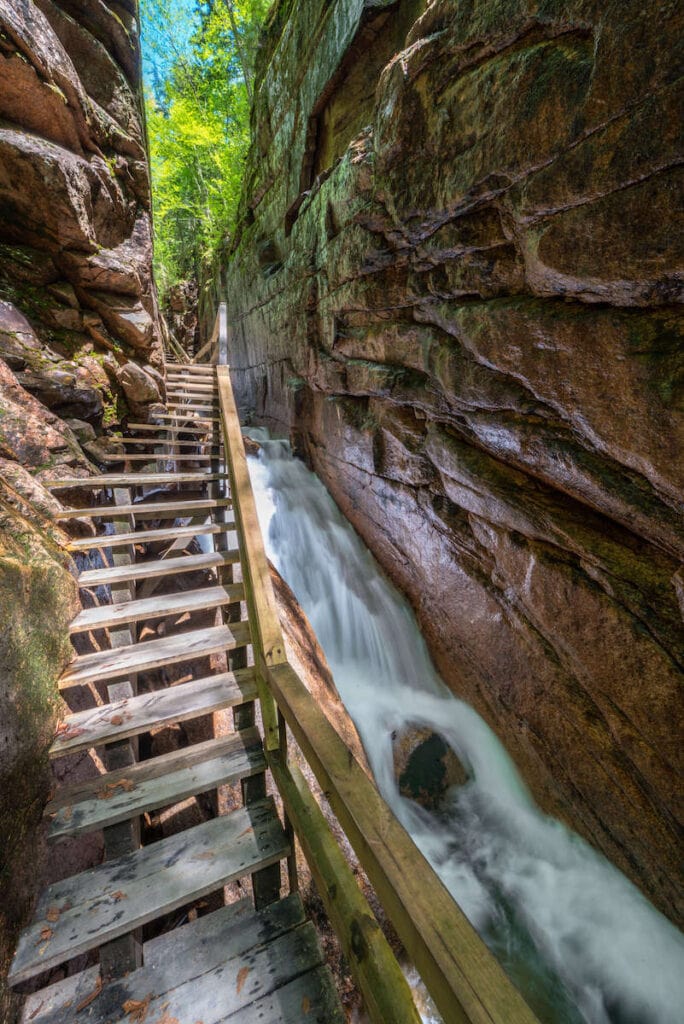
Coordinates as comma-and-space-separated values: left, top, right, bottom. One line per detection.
0, 1, 681, 1023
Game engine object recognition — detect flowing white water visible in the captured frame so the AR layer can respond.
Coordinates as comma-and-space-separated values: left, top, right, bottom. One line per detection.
246, 431, 684, 1024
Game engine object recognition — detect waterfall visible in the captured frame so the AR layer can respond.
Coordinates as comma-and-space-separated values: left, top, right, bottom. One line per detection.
246, 431, 683, 1024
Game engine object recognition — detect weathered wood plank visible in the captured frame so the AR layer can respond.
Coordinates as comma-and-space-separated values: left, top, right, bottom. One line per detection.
98, 453, 217, 463
156, 413, 222, 423
20, 965, 101, 1023
69, 583, 243, 633
8, 798, 288, 985
223, 965, 344, 1024
59, 622, 251, 688
270, 755, 421, 1024
267, 662, 539, 1024
46, 471, 226, 488
49, 667, 257, 758
47, 731, 266, 838
54, 497, 230, 519
78, 548, 239, 586
217, 366, 284, 752
126, 422, 217, 434
117, 437, 221, 449
67, 521, 229, 551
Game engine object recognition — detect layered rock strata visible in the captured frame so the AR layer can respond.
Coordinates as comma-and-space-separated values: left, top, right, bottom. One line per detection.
225, 0, 684, 925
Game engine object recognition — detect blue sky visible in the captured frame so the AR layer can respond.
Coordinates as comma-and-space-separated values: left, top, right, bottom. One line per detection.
140, 0, 199, 97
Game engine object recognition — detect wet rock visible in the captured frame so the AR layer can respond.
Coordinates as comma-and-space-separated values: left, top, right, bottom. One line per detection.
225, 0, 684, 926
83, 436, 125, 465
393, 726, 468, 810
116, 360, 161, 405
0, 299, 41, 369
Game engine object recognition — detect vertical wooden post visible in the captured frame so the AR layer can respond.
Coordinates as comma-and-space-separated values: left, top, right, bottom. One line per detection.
99, 487, 142, 978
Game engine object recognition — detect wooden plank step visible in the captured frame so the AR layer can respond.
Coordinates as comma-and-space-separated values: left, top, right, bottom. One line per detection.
78, 549, 239, 587
167, 400, 219, 408
20, 965, 101, 1024
118, 437, 221, 449
49, 667, 257, 758
69, 583, 242, 633
46, 729, 265, 839
59, 622, 251, 689
126, 422, 217, 435
156, 413, 221, 423
54, 497, 231, 520
21, 897, 337, 1024
166, 362, 215, 371
46, 471, 224, 489
8, 797, 288, 985
97, 453, 218, 463
67, 522, 228, 551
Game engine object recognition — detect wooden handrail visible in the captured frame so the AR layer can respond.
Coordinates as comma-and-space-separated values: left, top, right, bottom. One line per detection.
217, 363, 283, 751
201, 304, 540, 1024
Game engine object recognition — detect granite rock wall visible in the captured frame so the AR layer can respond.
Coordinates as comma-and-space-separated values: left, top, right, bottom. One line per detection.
225, 0, 684, 925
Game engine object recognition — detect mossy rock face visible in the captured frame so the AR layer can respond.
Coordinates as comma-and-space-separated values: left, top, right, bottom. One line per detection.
225, 0, 684, 927
0, 479, 78, 1021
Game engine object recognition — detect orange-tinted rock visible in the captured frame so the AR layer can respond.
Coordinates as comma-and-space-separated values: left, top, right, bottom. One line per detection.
225, 0, 684, 926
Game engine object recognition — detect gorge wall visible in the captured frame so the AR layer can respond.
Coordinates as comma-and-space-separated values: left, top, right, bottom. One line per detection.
0, 2, 163, 1012
225, 0, 684, 926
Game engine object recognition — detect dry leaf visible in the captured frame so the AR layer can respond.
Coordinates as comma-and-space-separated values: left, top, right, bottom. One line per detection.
154, 1014, 179, 1024
122, 993, 151, 1022
45, 906, 60, 923
110, 714, 124, 726
28, 999, 44, 1019
192, 851, 215, 861
111, 890, 127, 902
97, 778, 135, 800
236, 966, 250, 995
36, 927, 53, 945
76, 974, 102, 1012
63, 805, 73, 822
236, 826, 253, 839
302, 995, 311, 1014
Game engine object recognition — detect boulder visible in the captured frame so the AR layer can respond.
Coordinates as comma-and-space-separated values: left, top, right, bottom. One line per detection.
65, 418, 96, 444
0, 299, 41, 369
116, 361, 161, 405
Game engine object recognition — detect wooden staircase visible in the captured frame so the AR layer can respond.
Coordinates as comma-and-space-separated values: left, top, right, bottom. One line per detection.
8, 324, 543, 1024
8, 364, 343, 1023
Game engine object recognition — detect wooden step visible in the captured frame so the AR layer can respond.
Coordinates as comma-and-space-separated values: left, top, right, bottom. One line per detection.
54, 497, 231, 520
126, 422, 217, 435
21, 895, 339, 1024
46, 471, 225, 489
59, 622, 251, 689
8, 797, 288, 985
69, 583, 243, 633
156, 412, 222, 423
166, 362, 215, 372
49, 667, 257, 757
46, 729, 266, 839
97, 452, 218, 463
67, 521, 229, 551
78, 548, 239, 587
118, 438, 221, 449
166, 386, 217, 394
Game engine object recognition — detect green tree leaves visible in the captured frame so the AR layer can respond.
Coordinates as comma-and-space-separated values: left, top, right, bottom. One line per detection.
141, 0, 269, 294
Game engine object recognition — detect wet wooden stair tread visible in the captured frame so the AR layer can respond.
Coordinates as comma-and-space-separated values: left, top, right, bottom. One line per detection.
67, 521, 229, 551
126, 421, 217, 434
45, 728, 266, 839
58, 622, 251, 688
46, 470, 226, 488
54, 496, 230, 519
69, 582, 243, 632
21, 894, 342, 1024
96, 452, 219, 462
49, 667, 258, 757
8, 797, 289, 986
78, 548, 240, 586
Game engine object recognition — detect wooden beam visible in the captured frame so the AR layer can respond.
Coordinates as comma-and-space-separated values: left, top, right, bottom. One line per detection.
267, 662, 539, 1024
46, 471, 226, 488
54, 497, 231, 520
78, 549, 240, 587
67, 522, 229, 551
269, 755, 422, 1024
217, 366, 283, 753
69, 583, 243, 632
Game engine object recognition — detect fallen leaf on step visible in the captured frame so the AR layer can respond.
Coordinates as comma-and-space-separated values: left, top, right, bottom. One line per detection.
236, 826, 253, 839
36, 927, 53, 945
63, 805, 73, 821
97, 778, 135, 800
236, 966, 250, 995
302, 996, 311, 1014
27, 998, 44, 1019
122, 993, 151, 1022
75, 974, 102, 1012
111, 890, 127, 901
192, 851, 215, 861
155, 1014, 179, 1024
45, 905, 60, 922
110, 714, 124, 725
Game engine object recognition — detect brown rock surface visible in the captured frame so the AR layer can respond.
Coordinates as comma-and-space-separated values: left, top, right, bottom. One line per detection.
225, 0, 684, 926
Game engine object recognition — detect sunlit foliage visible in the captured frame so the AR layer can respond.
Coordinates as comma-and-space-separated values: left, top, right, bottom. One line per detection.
141, 0, 270, 294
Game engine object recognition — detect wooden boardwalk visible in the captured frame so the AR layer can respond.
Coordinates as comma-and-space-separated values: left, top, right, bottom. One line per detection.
9, 366, 343, 1023
8, 342, 542, 1024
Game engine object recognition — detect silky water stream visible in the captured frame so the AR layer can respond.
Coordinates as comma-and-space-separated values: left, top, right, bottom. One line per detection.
246, 430, 683, 1024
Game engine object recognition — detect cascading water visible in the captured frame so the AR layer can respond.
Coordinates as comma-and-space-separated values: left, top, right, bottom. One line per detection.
246, 431, 683, 1024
